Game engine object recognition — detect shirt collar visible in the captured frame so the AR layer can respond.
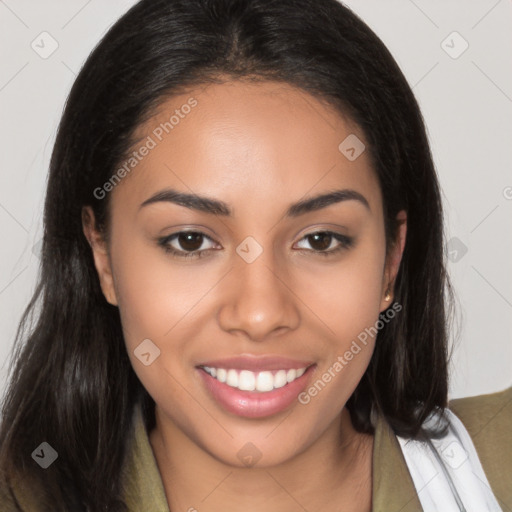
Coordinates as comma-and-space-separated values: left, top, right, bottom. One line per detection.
121, 403, 170, 512
121, 403, 422, 512
371, 412, 423, 511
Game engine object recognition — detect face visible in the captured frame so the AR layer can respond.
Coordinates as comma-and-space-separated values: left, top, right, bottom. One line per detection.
83, 79, 406, 468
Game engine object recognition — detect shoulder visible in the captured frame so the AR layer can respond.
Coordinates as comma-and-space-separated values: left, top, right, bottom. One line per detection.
0, 476, 20, 511
448, 385, 512, 509
448, 385, 512, 441
0, 470, 49, 511
449, 384, 512, 418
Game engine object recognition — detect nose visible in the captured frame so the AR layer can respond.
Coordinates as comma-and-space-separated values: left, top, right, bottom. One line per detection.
217, 242, 301, 342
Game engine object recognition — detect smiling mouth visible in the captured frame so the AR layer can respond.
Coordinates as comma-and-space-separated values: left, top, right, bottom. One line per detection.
200, 366, 308, 393
196, 360, 316, 418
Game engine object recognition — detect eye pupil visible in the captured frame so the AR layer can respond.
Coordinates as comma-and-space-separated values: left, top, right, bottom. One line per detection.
309, 232, 331, 251
179, 232, 203, 251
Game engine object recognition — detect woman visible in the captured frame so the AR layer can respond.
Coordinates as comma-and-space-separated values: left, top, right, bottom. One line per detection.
0, 0, 510, 510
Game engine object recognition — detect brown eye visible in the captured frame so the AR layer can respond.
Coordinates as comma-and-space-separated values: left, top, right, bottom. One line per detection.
295, 231, 354, 256
307, 232, 333, 251
176, 232, 204, 252
158, 231, 218, 259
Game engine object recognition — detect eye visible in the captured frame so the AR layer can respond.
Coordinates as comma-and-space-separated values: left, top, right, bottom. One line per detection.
294, 231, 354, 256
158, 229, 354, 260
158, 231, 218, 259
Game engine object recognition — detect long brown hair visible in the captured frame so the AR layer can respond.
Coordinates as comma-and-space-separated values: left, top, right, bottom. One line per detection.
0, 0, 455, 509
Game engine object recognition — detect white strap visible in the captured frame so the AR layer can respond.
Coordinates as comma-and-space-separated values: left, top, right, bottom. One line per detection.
396, 408, 503, 512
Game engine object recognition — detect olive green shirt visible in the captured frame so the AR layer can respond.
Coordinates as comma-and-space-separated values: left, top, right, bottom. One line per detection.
2, 386, 511, 511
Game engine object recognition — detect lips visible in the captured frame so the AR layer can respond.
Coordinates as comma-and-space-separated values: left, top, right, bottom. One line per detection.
196, 355, 316, 418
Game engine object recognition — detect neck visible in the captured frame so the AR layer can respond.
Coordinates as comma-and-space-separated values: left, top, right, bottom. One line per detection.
149, 406, 374, 512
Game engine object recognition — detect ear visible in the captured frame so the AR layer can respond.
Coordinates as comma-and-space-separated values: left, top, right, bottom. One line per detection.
380, 209, 407, 310
82, 206, 118, 306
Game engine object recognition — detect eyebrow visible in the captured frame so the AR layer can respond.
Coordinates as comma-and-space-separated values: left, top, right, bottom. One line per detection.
139, 187, 370, 217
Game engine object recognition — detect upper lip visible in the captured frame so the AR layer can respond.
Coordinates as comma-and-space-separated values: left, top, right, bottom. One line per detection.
196, 355, 315, 372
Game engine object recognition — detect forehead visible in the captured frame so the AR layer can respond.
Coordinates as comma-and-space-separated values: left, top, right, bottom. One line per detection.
112, 80, 382, 218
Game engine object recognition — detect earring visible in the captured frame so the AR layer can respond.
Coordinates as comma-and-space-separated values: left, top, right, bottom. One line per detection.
384, 286, 392, 302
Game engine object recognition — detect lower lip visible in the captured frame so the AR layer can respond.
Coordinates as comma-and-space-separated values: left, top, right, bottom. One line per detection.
197, 366, 315, 419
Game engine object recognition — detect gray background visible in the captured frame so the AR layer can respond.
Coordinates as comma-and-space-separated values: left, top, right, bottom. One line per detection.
1, 0, 511, 401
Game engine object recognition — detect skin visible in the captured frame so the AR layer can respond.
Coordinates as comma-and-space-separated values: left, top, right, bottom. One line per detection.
83, 79, 407, 512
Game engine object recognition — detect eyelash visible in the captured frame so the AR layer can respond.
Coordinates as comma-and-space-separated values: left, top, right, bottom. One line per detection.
157, 230, 354, 259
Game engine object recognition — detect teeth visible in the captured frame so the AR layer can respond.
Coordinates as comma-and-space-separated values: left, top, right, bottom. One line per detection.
216, 368, 227, 383
286, 369, 297, 382
226, 369, 238, 387
255, 371, 273, 392
202, 366, 308, 393
239, 370, 256, 391
274, 370, 288, 388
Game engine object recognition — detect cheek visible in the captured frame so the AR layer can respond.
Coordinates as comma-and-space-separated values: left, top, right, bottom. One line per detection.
111, 235, 205, 344
110, 238, 204, 406
296, 235, 385, 407
302, 235, 386, 346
